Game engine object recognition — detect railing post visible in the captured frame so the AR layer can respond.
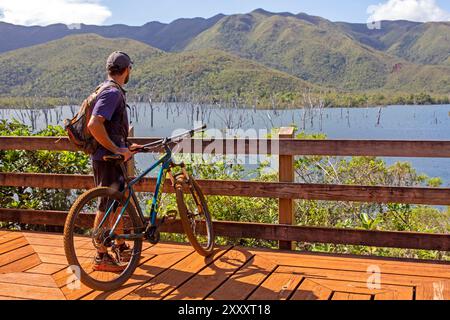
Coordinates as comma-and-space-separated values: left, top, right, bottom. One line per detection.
278, 127, 296, 250
127, 126, 136, 177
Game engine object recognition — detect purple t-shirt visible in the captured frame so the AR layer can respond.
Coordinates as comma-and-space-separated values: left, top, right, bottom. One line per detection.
91, 82, 129, 161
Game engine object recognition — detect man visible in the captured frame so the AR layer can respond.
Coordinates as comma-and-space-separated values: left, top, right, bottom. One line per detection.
88, 51, 142, 272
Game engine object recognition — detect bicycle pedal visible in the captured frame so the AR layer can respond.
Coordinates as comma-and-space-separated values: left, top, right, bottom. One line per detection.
146, 226, 161, 245
165, 210, 178, 222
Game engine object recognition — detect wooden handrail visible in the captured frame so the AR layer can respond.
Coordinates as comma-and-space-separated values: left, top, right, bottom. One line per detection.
1, 172, 449, 205
1, 136, 450, 157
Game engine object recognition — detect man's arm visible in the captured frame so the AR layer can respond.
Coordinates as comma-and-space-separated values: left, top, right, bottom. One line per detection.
88, 115, 133, 161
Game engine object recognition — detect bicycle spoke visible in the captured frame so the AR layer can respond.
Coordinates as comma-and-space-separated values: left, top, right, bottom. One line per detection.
176, 176, 214, 256
65, 187, 142, 290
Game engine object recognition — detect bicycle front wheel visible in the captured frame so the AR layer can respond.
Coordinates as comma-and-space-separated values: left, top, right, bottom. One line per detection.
175, 175, 215, 257
63, 187, 143, 291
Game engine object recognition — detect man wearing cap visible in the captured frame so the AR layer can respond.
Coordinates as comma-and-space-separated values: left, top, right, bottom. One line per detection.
88, 51, 142, 272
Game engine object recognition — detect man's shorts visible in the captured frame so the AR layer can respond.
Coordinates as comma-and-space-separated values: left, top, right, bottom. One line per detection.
92, 160, 126, 212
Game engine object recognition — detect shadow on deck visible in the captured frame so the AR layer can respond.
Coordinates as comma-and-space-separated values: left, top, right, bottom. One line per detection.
0, 230, 449, 300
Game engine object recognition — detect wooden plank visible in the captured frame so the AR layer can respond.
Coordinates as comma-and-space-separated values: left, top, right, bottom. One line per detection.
0, 295, 27, 300
0, 282, 65, 300
23, 232, 84, 246
176, 222, 450, 251
373, 291, 398, 300
25, 263, 66, 275
37, 253, 68, 265
2, 136, 450, 158
164, 248, 252, 300
0, 245, 36, 267
332, 292, 372, 300
0, 232, 23, 245
251, 250, 450, 278
248, 267, 304, 300
142, 242, 194, 252
0, 253, 41, 273
278, 139, 450, 158
207, 255, 277, 300
30, 244, 95, 258
273, 265, 447, 290
124, 247, 232, 300
416, 280, 450, 300
84, 249, 194, 300
24, 236, 89, 248
0, 136, 76, 151
278, 127, 295, 251
22, 232, 90, 243
3, 210, 450, 251
2, 173, 450, 206
22, 232, 63, 238
310, 278, 414, 300
24, 237, 67, 247
30, 244, 70, 255
0, 273, 58, 288
0, 237, 30, 255
291, 279, 333, 300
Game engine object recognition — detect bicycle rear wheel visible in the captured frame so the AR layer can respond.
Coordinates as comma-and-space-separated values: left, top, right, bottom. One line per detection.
175, 175, 215, 257
63, 187, 143, 291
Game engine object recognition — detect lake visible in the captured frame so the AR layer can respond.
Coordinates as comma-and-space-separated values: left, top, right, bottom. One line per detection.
1, 103, 449, 186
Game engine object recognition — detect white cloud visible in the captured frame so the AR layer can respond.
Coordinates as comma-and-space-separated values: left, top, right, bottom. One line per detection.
0, 0, 112, 26
368, 0, 450, 22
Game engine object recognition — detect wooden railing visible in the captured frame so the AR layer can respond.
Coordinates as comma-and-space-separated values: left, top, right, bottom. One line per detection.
1, 129, 449, 252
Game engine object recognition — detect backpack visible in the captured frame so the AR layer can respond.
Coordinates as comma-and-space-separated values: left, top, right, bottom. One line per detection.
63, 81, 123, 155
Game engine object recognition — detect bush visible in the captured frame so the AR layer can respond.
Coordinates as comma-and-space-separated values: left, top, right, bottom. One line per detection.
0, 119, 90, 231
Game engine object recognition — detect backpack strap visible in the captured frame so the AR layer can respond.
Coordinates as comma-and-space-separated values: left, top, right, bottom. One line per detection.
93, 80, 125, 101
92, 80, 129, 142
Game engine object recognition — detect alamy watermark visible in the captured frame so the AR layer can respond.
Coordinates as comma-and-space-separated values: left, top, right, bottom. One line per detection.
66, 265, 81, 291
66, 23, 82, 30
367, 5, 382, 30
433, 282, 445, 300
170, 122, 281, 169
367, 265, 382, 290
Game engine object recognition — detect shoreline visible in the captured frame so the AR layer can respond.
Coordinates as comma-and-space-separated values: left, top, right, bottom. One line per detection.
1, 101, 450, 111
1, 91, 449, 110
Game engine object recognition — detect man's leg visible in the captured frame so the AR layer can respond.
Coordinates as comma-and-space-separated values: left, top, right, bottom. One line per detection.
93, 204, 124, 250
94, 161, 128, 239
92, 160, 128, 270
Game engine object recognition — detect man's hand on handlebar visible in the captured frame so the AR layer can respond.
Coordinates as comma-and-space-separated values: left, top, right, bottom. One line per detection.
116, 144, 142, 162
129, 143, 145, 152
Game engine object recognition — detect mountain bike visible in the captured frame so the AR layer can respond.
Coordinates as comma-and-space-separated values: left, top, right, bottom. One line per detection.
63, 125, 214, 291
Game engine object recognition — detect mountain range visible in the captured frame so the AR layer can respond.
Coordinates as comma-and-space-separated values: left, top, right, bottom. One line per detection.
0, 9, 449, 105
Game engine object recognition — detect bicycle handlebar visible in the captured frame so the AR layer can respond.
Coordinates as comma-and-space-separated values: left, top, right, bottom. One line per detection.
138, 125, 207, 152
166, 124, 207, 143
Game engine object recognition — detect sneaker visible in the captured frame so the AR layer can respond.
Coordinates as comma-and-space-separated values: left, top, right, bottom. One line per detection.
112, 243, 133, 263
93, 253, 127, 273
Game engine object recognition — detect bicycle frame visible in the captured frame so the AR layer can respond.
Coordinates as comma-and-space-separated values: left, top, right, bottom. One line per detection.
96, 145, 175, 241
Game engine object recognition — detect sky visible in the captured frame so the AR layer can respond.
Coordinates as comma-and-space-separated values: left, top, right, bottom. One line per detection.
0, 0, 450, 26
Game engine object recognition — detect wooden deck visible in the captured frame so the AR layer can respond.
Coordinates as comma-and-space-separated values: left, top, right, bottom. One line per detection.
0, 230, 449, 300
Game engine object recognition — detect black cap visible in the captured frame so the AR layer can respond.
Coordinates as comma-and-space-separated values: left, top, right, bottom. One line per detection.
106, 51, 133, 70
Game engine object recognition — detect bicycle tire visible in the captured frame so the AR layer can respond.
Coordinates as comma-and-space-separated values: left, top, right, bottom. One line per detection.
63, 187, 143, 291
175, 175, 215, 257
